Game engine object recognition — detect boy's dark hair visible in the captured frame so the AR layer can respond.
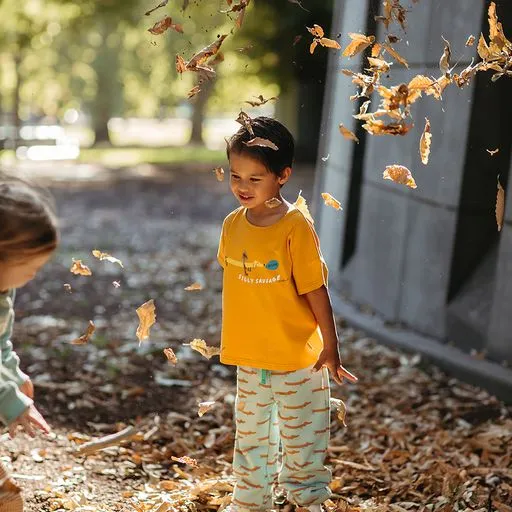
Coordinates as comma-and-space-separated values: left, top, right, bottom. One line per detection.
0, 171, 59, 262
226, 116, 295, 177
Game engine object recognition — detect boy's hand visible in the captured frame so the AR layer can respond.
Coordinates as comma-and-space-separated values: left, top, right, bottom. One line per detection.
313, 348, 358, 385
20, 379, 34, 399
9, 405, 51, 439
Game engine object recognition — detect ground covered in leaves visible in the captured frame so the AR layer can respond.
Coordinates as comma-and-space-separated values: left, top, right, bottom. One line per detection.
1, 165, 511, 512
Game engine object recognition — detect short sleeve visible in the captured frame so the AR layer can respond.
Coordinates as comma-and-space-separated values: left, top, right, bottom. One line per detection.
217, 217, 228, 269
289, 215, 329, 295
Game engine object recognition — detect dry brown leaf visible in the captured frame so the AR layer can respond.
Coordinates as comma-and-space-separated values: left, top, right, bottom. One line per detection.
235, 111, 254, 137
362, 119, 412, 136
92, 249, 124, 268
244, 137, 278, 150
382, 43, 408, 68
367, 56, 392, 72
376, 0, 408, 30
319, 37, 341, 50
198, 401, 216, 417
307, 25, 340, 54
371, 42, 382, 58
309, 40, 318, 54
419, 117, 432, 165
293, 34, 303, 46
342, 33, 375, 58
244, 95, 277, 107
144, 0, 168, 16
71, 321, 95, 345
136, 299, 156, 344
171, 456, 198, 467
221, 0, 250, 13
187, 86, 201, 99
148, 16, 183, 35
175, 54, 187, 74
439, 36, 452, 77
186, 339, 221, 359
466, 35, 476, 46
288, 0, 309, 11
330, 397, 347, 427
383, 164, 417, 189
496, 177, 505, 232
184, 282, 202, 291
163, 348, 178, 365
306, 24, 324, 38
185, 34, 228, 75
293, 190, 314, 224
264, 197, 282, 209
339, 123, 359, 143
321, 192, 343, 211
213, 167, 225, 182
70, 259, 92, 276
487, 148, 500, 156
63, 283, 72, 293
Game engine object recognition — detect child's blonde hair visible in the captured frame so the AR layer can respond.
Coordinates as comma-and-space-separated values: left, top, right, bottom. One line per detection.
0, 171, 58, 262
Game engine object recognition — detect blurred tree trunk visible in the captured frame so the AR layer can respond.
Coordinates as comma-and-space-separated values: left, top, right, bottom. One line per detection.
13, 52, 22, 151
189, 76, 216, 145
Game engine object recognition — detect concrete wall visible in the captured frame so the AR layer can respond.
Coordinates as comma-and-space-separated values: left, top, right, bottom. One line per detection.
315, 0, 512, 378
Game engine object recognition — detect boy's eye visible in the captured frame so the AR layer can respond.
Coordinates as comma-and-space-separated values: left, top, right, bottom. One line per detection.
230, 174, 240, 180
250, 178, 261, 183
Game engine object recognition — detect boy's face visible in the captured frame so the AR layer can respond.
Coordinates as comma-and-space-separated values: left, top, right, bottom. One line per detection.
0, 251, 52, 291
229, 152, 290, 210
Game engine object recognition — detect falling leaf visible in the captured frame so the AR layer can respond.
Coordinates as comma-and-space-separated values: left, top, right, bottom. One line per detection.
367, 56, 392, 72
330, 397, 347, 427
376, 0, 408, 30
198, 401, 216, 417
321, 154, 330, 162
265, 197, 283, 209
112, 281, 121, 288
244, 137, 278, 150
182, 35, 228, 77
185, 339, 221, 359
293, 34, 303, 46
145, 0, 169, 16
171, 456, 198, 467
221, 0, 250, 13
235, 111, 254, 137
148, 16, 183, 35
387, 34, 401, 44
319, 37, 342, 50
136, 299, 156, 344
244, 95, 277, 107
175, 54, 187, 73
439, 36, 452, 77
307, 25, 341, 54
184, 282, 202, 291
63, 283, 72, 293
419, 117, 432, 165
288, 0, 309, 11
92, 250, 124, 268
71, 321, 95, 345
163, 348, 178, 365
294, 190, 314, 223
339, 123, 359, 143
321, 192, 343, 211
496, 177, 505, 232
213, 167, 225, 182
342, 33, 375, 58
70, 259, 92, 276
362, 119, 412, 136
307, 24, 324, 38
382, 43, 408, 67
187, 85, 201, 99
465, 35, 476, 46
487, 148, 499, 156
383, 164, 417, 189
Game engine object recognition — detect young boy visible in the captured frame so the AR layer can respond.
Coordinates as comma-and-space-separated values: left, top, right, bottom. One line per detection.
217, 116, 357, 512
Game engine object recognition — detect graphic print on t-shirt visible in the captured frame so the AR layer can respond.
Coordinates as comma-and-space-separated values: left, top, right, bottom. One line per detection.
225, 250, 279, 276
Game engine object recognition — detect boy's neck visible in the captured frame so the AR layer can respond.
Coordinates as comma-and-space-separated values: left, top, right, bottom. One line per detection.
246, 198, 292, 227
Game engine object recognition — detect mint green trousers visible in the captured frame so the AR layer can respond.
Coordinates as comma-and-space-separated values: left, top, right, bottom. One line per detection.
232, 365, 332, 510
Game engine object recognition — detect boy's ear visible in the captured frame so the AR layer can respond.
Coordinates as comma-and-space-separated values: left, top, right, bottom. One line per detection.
278, 166, 292, 185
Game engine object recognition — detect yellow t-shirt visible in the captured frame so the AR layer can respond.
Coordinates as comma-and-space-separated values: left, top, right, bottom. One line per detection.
217, 206, 328, 371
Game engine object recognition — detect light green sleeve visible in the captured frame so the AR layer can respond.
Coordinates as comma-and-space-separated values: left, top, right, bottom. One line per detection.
0, 290, 32, 425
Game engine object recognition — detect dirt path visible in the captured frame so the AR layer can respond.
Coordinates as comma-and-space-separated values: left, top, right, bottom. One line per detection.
2, 165, 511, 511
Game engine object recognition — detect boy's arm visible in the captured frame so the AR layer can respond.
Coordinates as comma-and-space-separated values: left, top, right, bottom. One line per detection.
305, 285, 358, 385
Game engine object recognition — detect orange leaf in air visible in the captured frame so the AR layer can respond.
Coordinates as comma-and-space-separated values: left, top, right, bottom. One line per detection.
419, 117, 432, 165
163, 348, 178, 364
70, 259, 92, 276
321, 192, 343, 210
465, 35, 476, 46
176, 55, 187, 73
184, 282, 202, 291
187, 85, 201, 99
330, 397, 347, 427
496, 177, 505, 232
342, 33, 375, 58
339, 123, 359, 143
244, 95, 277, 107
148, 16, 183, 35
293, 190, 314, 224
185, 339, 221, 359
383, 165, 417, 189
213, 167, 225, 182
136, 299, 156, 344
382, 43, 408, 68
92, 249, 124, 268
71, 320, 95, 345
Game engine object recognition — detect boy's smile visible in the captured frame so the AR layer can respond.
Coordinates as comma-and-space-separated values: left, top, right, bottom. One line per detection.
229, 152, 290, 216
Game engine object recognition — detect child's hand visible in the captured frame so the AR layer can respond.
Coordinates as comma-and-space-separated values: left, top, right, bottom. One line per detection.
20, 379, 34, 399
9, 405, 51, 439
313, 348, 358, 385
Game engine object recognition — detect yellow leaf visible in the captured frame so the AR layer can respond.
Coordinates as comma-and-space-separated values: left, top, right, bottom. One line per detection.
496, 177, 505, 232
342, 33, 375, 58
309, 40, 318, 54
92, 249, 124, 268
338, 123, 359, 143
419, 117, 432, 165
306, 24, 324, 38
382, 43, 408, 68
293, 190, 314, 224
321, 192, 343, 210
319, 37, 341, 50
136, 299, 156, 344
184, 282, 202, 291
330, 398, 347, 427
367, 56, 391, 71
465, 35, 476, 46
70, 259, 92, 276
198, 401, 216, 417
383, 164, 417, 189
477, 33, 491, 60
186, 338, 221, 359
71, 320, 95, 345
362, 119, 412, 136
163, 347, 177, 364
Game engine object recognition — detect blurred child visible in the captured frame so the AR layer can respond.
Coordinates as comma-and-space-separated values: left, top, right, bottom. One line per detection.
218, 117, 357, 511
0, 172, 58, 511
